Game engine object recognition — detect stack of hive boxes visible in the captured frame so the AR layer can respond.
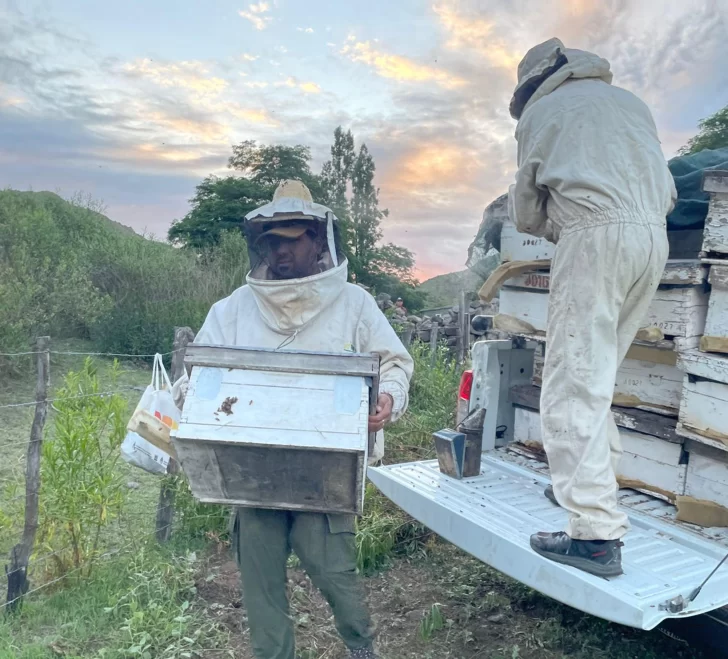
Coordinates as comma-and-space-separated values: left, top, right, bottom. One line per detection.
495, 171, 728, 524
675, 171, 728, 523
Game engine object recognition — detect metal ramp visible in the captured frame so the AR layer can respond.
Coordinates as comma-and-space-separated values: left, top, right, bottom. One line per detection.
368, 453, 728, 630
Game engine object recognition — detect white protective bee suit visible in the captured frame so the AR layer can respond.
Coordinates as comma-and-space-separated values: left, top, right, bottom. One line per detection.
173, 192, 413, 465
508, 39, 676, 540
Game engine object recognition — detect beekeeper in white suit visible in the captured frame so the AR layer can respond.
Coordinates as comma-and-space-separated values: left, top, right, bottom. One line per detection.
173, 180, 413, 659
508, 38, 676, 577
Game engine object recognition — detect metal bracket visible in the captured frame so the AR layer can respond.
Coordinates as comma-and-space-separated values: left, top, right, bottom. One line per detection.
659, 595, 687, 614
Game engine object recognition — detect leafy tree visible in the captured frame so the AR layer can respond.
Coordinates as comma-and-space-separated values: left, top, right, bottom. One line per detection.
350, 144, 385, 274
320, 127, 355, 221
229, 140, 324, 198
168, 176, 270, 249
679, 105, 728, 155
320, 130, 421, 304
168, 141, 324, 248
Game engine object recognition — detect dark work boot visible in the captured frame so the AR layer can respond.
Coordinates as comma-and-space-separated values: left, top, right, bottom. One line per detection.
544, 485, 559, 506
530, 531, 624, 577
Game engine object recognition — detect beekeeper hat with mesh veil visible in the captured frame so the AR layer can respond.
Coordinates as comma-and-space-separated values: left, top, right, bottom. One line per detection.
244, 179, 344, 277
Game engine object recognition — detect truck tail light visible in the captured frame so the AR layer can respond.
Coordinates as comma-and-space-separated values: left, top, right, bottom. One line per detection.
459, 370, 474, 401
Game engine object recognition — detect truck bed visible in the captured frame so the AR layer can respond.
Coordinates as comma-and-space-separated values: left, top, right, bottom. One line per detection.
368, 449, 728, 630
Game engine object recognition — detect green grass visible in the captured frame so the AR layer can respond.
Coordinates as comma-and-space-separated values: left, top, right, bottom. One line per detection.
0, 544, 229, 658
0, 340, 230, 657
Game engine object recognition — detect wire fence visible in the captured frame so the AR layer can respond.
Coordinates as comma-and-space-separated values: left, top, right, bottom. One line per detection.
1, 332, 200, 612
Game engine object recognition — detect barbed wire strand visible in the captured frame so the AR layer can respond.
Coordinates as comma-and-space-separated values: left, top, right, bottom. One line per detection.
0, 387, 140, 411
0, 348, 182, 358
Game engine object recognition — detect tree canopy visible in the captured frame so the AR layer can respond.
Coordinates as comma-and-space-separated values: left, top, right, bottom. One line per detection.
679, 104, 728, 155
169, 129, 425, 308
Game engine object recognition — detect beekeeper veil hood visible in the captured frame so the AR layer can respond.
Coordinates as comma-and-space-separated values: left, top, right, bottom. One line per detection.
244, 179, 344, 280
509, 38, 613, 120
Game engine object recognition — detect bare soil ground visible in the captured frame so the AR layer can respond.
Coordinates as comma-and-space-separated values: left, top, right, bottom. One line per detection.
194, 541, 702, 659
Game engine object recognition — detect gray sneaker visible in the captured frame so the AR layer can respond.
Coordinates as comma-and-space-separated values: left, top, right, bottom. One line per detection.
530, 531, 624, 577
349, 649, 379, 659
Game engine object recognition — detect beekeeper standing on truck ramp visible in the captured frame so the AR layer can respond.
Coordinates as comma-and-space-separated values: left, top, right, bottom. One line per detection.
172, 179, 413, 659
507, 38, 676, 577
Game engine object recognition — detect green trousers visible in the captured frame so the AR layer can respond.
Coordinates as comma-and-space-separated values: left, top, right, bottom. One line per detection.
232, 507, 375, 659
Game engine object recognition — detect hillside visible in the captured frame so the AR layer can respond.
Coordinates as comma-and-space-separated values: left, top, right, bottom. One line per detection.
0, 190, 247, 363
419, 269, 486, 308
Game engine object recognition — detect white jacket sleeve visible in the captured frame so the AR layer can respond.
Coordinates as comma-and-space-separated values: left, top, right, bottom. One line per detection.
356, 295, 414, 423
171, 298, 231, 411
510, 131, 550, 238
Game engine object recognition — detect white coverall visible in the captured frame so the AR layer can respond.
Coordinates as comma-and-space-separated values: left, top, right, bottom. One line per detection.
173, 258, 413, 463
508, 39, 676, 541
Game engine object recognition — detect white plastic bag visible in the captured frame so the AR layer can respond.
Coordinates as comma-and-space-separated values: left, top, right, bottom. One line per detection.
121, 354, 180, 475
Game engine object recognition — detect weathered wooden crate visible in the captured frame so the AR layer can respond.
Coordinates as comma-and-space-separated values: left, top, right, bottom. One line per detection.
172, 345, 379, 515
680, 441, 728, 520
532, 343, 682, 414
702, 171, 728, 256
500, 218, 704, 264
500, 221, 555, 262
512, 405, 686, 501
677, 350, 728, 455
498, 260, 708, 348
701, 265, 728, 355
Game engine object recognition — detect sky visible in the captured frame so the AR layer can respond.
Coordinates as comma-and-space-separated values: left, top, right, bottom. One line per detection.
1, 0, 727, 280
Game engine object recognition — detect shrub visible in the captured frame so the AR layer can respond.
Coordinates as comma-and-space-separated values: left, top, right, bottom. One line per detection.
39, 359, 128, 575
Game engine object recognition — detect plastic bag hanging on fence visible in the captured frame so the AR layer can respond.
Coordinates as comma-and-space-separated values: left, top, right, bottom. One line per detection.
121, 354, 180, 474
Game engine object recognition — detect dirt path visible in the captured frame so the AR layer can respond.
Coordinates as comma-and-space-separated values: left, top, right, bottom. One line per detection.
194, 543, 701, 659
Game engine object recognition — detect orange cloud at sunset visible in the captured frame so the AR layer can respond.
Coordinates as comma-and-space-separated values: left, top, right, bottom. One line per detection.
341, 40, 467, 89
389, 144, 482, 196
433, 3, 522, 74
124, 60, 228, 97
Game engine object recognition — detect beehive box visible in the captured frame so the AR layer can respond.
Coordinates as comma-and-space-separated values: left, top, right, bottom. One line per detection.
701, 265, 728, 355
500, 219, 705, 263
681, 442, 728, 517
500, 221, 555, 262
532, 343, 683, 414
677, 350, 728, 455
498, 260, 708, 349
512, 406, 686, 500
701, 171, 728, 257
172, 345, 379, 515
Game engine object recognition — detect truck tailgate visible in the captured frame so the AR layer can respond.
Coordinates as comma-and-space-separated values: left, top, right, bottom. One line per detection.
368, 454, 728, 630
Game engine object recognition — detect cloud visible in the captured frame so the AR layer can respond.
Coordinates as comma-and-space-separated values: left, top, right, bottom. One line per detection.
123, 59, 228, 97
341, 40, 466, 89
239, 2, 271, 30
433, 3, 522, 73
275, 77, 322, 94
241, 53, 259, 61
297, 27, 314, 33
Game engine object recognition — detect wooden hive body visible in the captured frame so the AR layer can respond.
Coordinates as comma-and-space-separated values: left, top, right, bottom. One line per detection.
172, 345, 379, 515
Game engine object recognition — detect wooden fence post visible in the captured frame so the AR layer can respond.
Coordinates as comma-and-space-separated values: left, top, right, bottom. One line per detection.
458, 291, 468, 365
400, 323, 414, 349
6, 336, 50, 612
429, 325, 439, 367
156, 327, 195, 543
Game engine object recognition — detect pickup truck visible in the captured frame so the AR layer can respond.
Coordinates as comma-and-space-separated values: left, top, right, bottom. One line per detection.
368, 171, 728, 651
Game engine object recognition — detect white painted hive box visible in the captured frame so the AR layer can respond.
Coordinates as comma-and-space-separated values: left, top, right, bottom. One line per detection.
172, 345, 379, 515
701, 265, 728, 355
701, 170, 728, 256
677, 350, 728, 455
513, 407, 687, 500
498, 260, 708, 346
